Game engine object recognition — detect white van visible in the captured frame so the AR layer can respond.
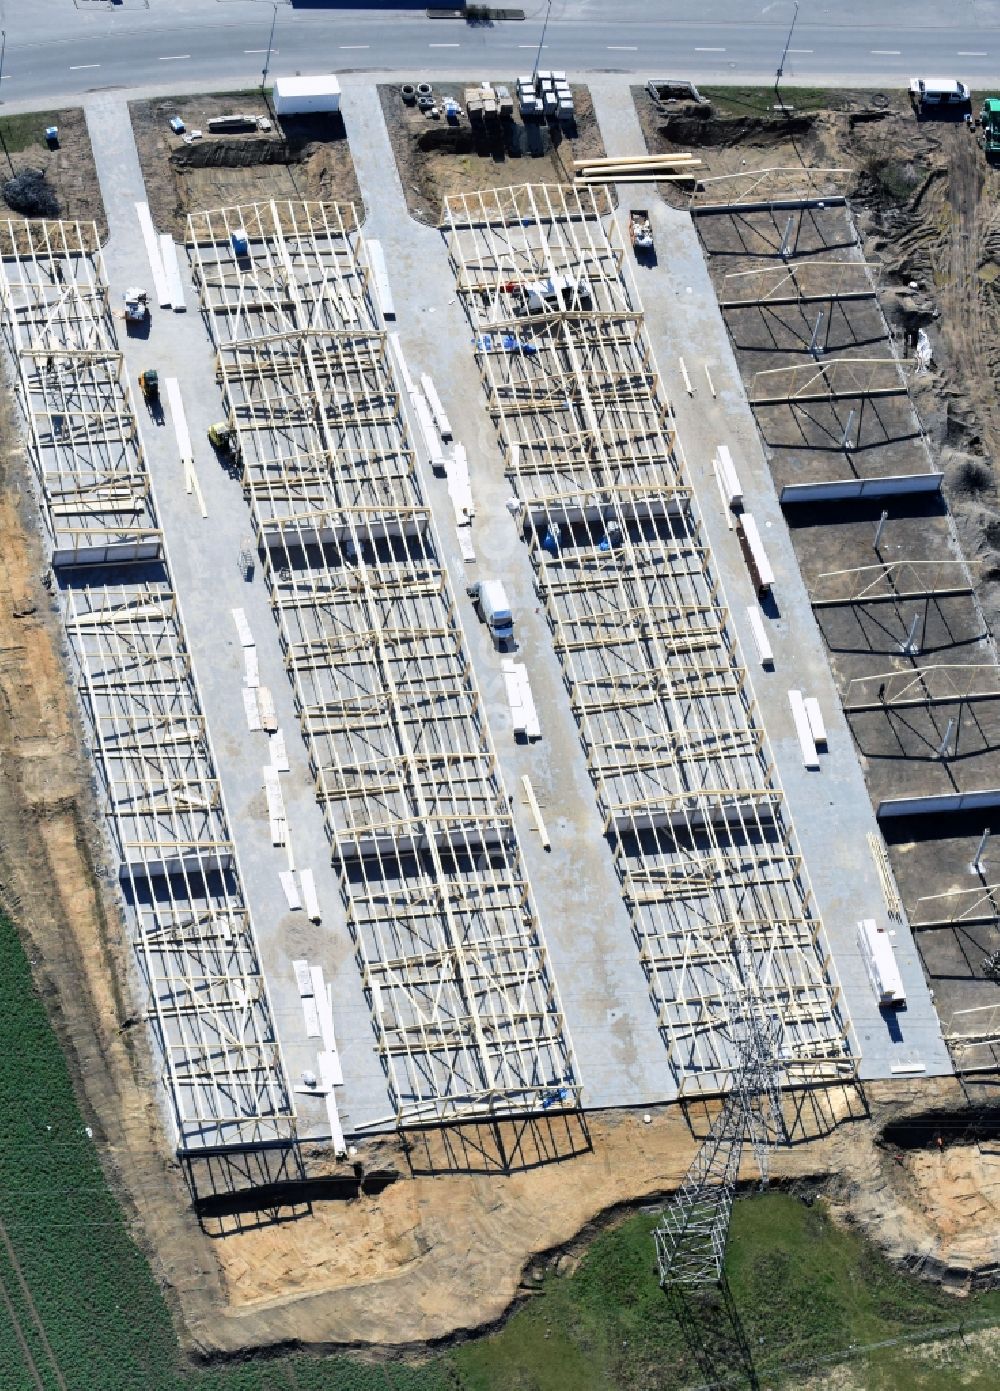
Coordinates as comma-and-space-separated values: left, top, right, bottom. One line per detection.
909, 78, 971, 112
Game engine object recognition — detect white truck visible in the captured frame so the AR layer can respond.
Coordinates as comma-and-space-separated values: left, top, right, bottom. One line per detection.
908, 78, 971, 114
857, 918, 906, 1010
468, 580, 514, 650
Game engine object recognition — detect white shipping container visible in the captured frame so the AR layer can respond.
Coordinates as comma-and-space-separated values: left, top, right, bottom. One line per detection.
857, 918, 906, 1009
273, 74, 341, 117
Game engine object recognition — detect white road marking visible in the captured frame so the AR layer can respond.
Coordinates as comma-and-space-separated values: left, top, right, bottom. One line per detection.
695, 47, 726, 52
339, 45, 370, 50
870, 49, 901, 55
958, 51, 988, 57
608, 46, 638, 51
158, 54, 191, 61
245, 49, 279, 55
429, 43, 460, 47
70, 64, 101, 70
787, 48, 814, 54
518, 44, 542, 48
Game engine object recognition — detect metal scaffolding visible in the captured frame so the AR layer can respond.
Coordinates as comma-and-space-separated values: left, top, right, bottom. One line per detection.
0, 220, 294, 1153
748, 357, 910, 407
689, 168, 854, 209
443, 183, 853, 1096
718, 260, 879, 309
188, 199, 579, 1127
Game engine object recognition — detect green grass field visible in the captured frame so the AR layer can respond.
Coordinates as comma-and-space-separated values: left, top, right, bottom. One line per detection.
1, 907, 998, 1390
0, 111, 69, 154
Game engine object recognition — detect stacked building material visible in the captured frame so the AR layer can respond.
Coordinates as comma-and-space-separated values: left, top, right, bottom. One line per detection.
573, 153, 703, 185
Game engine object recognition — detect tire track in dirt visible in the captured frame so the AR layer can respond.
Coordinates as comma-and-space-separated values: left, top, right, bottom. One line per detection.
939, 127, 997, 454
0, 1256, 46, 1391
0, 1215, 68, 1391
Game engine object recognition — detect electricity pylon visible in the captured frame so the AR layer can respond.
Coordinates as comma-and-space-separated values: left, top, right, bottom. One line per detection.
654, 996, 785, 1288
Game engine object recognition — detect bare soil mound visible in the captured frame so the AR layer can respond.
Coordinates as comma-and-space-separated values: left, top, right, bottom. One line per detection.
658, 109, 817, 148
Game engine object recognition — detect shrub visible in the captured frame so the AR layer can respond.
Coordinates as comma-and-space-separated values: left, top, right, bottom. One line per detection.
2, 166, 59, 217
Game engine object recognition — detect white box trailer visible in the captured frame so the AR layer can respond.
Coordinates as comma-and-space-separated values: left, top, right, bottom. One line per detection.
273, 75, 341, 117
857, 918, 906, 1009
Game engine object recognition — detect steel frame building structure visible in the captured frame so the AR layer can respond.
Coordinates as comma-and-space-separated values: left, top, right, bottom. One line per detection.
188, 198, 579, 1128
698, 194, 1000, 1085
0, 219, 160, 568
444, 184, 853, 1095
0, 219, 294, 1154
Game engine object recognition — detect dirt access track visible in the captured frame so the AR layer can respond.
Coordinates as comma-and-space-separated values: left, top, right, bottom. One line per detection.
379, 81, 605, 223
130, 92, 361, 238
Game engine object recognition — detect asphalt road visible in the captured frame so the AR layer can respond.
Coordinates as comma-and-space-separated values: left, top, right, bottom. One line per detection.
4, 1, 1000, 106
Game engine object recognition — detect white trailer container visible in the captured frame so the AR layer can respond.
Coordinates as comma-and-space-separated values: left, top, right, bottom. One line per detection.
470, 579, 514, 649
857, 918, 906, 1009
273, 75, 341, 117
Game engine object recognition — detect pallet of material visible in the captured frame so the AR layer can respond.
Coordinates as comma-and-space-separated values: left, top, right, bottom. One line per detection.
279, 869, 301, 911
232, 606, 254, 647
300, 867, 322, 924
244, 644, 259, 689
746, 606, 774, 669
502, 658, 541, 741
715, 444, 743, 509
573, 154, 699, 168
365, 239, 395, 321
788, 689, 820, 770
242, 686, 262, 731
293, 958, 314, 996
735, 513, 774, 596
257, 685, 278, 733
264, 765, 287, 845
576, 174, 700, 185
421, 373, 453, 441
804, 697, 827, 748
269, 727, 290, 772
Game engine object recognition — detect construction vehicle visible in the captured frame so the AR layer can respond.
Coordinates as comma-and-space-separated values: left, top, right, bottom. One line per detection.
981, 98, 1000, 158
138, 369, 159, 404
208, 420, 236, 452
908, 77, 971, 115
467, 579, 514, 650
630, 208, 654, 254
208, 421, 241, 471
123, 286, 149, 324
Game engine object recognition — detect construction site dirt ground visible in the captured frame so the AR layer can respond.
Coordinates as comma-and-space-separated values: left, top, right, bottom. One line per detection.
3, 79, 1000, 1366
129, 92, 362, 238
0, 399, 991, 1353
378, 81, 605, 223
632, 83, 1000, 633
0, 107, 105, 238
